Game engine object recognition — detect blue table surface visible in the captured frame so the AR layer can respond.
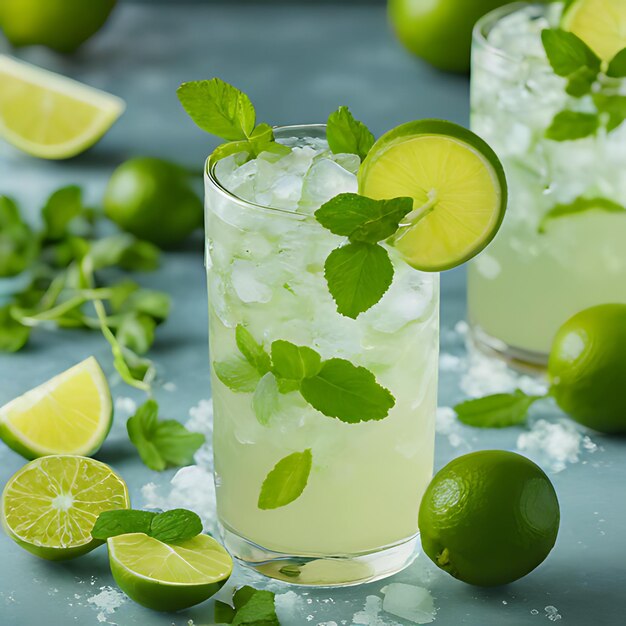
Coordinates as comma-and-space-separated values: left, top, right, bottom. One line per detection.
0, 2, 624, 625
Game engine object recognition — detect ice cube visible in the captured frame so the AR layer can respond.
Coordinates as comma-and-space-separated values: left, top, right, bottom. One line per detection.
298, 157, 358, 213
231, 259, 273, 303
382, 583, 436, 624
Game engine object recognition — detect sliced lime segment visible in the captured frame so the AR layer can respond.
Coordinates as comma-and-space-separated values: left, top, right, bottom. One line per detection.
358, 119, 507, 272
108, 533, 233, 611
562, 0, 626, 61
0, 55, 124, 159
0, 356, 113, 459
1, 455, 129, 560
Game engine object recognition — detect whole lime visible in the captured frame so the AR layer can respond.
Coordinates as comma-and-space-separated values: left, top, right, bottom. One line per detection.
0, 0, 117, 53
104, 157, 203, 249
548, 304, 626, 434
419, 450, 559, 587
388, 0, 540, 73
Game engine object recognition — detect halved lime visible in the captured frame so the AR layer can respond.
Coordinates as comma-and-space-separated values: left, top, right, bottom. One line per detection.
562, 0, 626, 62
1, 455, 129, 560
358, 120, 507, 272
108, 533, 233, 611
0, 356, 113, 459
0, 55, 124, 159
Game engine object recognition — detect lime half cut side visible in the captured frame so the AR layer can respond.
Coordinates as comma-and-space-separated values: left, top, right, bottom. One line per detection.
358, 120, 507, 272
1, 455, 129, 560
0, 55, 125, 159
562, 0, 626, 62
108, 533, 233, 611
0, 356, 113, 459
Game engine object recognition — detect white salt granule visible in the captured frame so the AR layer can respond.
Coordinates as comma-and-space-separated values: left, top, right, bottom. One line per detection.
436, 406, 472, 451
113, 396, 136, 415
382, 583, 436, 624
86, 586, 125, 623
544, 605, 562, 621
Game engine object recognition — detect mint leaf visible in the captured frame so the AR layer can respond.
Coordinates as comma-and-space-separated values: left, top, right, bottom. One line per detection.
177, 78, 256, 141
116, 313, 156, 355
539, 196, 626, 233
233, 586, 258, 610
326, 106, 375, 160
0, 306, 29, 352
315, 193, 413, 243
217, 587, 279, 625
236, 325, 271, 374
565, 65, 597, 97
91, 509, 156, 540
127, 400, 205, 471
545, 111, 599, 141
0, 196, 37, 278
117, 240, 160, 272
149, 509, 203, 543
607, 48, 626, 78
214, 356, 262, 392
215, 600, 237, 624
454, 390, 544, 428
593, 93, 626, 131
258, 449, 312, 510
41, 186, 83, 241
324, 242, 393, 319
541, 29, 600, 78
300, 358, 395, 423
270, 340, 322, 381
118, 289, 170, 322
253, 372, 280, 425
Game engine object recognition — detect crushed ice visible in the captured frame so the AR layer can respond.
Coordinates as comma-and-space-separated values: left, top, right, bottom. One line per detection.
86, 586, 125, 624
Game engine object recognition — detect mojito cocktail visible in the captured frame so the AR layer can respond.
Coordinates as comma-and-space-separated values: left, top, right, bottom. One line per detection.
469, 2, 626, 363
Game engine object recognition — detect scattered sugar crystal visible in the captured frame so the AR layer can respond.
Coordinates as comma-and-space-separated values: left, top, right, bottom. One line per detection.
382, 583, 436, 624
454, 320, 469, 336
163, 381, 177, 392
436, 407, 472, 451
439, 353, 463, 372
318, 622, 338, 626
186, 399, 214, 468
276, 591, 307, 622
531, 609, 539, 615
517, 419, 597, 473
86, 586, 125, 623
544, 606, 562, 621
114, 396, 136, 415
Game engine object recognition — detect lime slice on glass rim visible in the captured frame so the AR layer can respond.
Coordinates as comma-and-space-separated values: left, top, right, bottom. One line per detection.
0, 356, 113, 459
107, 533, 233, 611
0, 55, 124, 159
561, 0, 626, 62
1, 455, 129, 560
358, 119, 507, 272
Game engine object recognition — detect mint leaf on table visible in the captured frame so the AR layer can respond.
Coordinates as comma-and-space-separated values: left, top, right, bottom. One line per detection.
541, 29, 600, 78
41, 185, 84, 241
216, 587, 279, 625
214, 356, 262, 392
538, 196, 626, 233
315, 193, 413, 244
0, 306, 29, 352
545, 110, 599, 141
300, 358, 395, 423
270, 340, 322, 381
607, 48, 626, 78
119, 289, 170, 322
127, 400, 205, 471
326, 106, 375, 160
454, 390, 545, 428
253, 372, 281, 425
177, 78, 256, 141
116, 312, 156, 355
324, 242, 393, 319
593, 93, 626, 132
91, 509, 156, 540
258, 449, 312, 510
236, 324, 271, 375
149, 508, 203, 543
0, 195, 37, 278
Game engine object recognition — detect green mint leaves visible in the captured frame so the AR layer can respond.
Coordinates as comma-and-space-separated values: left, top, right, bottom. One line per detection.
454, 390, 545, 428
177, 78, 282, 161
326, 106, 375, 161
0, 305, 30, 352
92, 508, 203, 543
258, 449, 312, 510
314, 193, 413, 318
0, 195, 37, 279
127, 399, 205, 471
542, 30, 626, 140
538, 196, 626, 233
215, 325, 395, 425
215, 586, 279, 626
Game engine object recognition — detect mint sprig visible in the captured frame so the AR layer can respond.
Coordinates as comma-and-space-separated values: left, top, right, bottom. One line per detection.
538, 196, 626, 233
541, 29, 600, 85
326, 106, 375, 161
454, 390, 545, 429
545, 110, 599, 141
314, 193, 412, 318
607, 48, 626, 78
258, 449, 312, 510
215, 586, 279, 625
127, 399, 205, 471
91, 508, 203, 543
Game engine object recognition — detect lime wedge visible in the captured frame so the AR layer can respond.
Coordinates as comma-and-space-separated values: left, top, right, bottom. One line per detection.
562, 0, 626, 61
108, 533, 233, 611
0, 356, 113, 459
358, 119, 507, 272
0, 55, 125, 159
1, 455, 129, 560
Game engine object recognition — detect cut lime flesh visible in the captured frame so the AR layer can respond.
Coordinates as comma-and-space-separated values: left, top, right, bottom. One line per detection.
0, 356, 113, 459
562, 0, 626, 61
108, 533, 233, 611
0, 55, 125, 159
1, 455, 129, 560
358, 119, 507, 272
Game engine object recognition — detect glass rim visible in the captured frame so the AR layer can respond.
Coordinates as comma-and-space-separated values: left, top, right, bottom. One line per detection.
473, 1, 551, 66
204, 123, 329, 222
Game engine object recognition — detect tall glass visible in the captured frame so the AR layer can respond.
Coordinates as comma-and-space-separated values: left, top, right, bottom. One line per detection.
204, 125, 439, 586
468, 2, 626, 365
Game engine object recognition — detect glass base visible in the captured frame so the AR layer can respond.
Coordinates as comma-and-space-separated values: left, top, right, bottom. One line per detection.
469, 323, 548, 373
220, 524, 420, 587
